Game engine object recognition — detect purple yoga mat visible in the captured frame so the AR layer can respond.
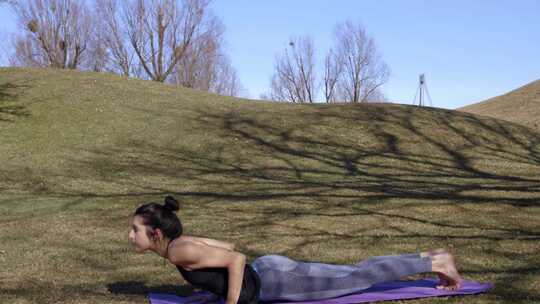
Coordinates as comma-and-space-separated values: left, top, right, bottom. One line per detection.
148, 278, 493, 304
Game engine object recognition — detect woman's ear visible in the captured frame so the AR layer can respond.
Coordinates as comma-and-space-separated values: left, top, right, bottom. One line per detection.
153, 229, 164, 241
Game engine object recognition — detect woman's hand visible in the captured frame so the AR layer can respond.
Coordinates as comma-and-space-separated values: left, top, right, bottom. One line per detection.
183, 291, 223, 304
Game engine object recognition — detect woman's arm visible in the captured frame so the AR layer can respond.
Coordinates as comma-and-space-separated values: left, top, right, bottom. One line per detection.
182, 235, 235, 251
170, 242, 246, 304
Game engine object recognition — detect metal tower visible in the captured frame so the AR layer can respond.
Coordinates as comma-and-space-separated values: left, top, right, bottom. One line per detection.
413, 74, 433, 107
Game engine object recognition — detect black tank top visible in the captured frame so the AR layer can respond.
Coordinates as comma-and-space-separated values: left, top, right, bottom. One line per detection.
176, 264, 261, 304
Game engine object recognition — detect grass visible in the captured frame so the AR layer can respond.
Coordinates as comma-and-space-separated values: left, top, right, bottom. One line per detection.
459, 79, 540, 132
1, 67, 540, 303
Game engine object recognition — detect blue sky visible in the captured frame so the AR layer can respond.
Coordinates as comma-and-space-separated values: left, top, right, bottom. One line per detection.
1, 0, 540, 109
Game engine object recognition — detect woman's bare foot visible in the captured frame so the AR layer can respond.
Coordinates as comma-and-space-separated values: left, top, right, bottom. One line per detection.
426, 249, 462, 291
421, 249, 448, 287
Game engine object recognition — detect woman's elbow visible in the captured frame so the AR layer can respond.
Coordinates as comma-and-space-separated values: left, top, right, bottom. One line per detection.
234, 252, 246, 263
228, 252, 246, 269
237, 253, 246, 267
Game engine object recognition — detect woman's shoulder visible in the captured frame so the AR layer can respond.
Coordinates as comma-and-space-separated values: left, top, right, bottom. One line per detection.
175, 235, 236, 251
168, 236, 207, 258
173, 235, 207, 247
167, 238, 204, 268
168, 236, 246, 271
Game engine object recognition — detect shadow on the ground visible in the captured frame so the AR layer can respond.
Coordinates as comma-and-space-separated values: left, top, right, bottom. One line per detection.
0, 82, 31, 122
32, 104, 539, 248
59, 104, 540, 207
107, 281, 193, 296
4, 102, 540, 302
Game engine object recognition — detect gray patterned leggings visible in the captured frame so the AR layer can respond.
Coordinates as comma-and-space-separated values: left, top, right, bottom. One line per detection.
251, 253, 432, 301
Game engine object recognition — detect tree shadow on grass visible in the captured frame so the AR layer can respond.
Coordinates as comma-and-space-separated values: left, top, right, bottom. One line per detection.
67, 104, 540, 206
6, 102, 540, 303
0, 82, 31, 122
47, 104, 540, 240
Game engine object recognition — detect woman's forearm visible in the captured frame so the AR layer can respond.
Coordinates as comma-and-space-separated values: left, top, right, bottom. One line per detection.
226, 253, 246, 304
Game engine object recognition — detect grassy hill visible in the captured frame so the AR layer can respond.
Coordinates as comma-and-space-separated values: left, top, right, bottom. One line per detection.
458, 79, 540, 131
1, 67, 540, 303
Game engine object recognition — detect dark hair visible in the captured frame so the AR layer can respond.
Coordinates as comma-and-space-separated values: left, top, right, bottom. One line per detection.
134, 196, 183, 240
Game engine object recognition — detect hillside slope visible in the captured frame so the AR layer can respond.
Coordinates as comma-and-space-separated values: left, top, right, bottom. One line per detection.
1, 68, 540, 303
458, 79, 540, 131
1, 67, 539, 208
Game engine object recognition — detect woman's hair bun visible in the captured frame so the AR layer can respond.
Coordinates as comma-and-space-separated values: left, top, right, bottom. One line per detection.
163, 195, 180, 212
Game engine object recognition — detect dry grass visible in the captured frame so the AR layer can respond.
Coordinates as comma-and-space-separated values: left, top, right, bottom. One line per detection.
1, 68, 540, 303
459, 79, 540, 132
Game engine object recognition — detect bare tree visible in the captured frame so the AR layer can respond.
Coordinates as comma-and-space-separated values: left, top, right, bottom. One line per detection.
84, 26, 109, 72
0, 32, 10, 66
94, 0, 135, 76
10, 0, 94, 69
268, 36, 316, 103
172, 20, 220, 89
115, 0, 217, 83
332, 21, 389, 102
265, 22, 389, 103
323, 48, 343, 103
170, 18, 241, 96
208, 55, 242, 96
0, 0, 14, 65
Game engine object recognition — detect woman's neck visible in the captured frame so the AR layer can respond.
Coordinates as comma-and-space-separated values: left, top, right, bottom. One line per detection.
153, 238, 172, 258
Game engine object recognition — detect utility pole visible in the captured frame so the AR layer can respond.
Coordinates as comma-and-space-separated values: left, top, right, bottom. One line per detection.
413, 74, 433, 107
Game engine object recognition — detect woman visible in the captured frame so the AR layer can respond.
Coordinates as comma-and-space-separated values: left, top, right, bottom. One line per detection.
128, 196, 462, 304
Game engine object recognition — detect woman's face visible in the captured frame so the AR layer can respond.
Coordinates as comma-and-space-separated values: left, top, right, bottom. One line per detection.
129, 215, 153, 253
